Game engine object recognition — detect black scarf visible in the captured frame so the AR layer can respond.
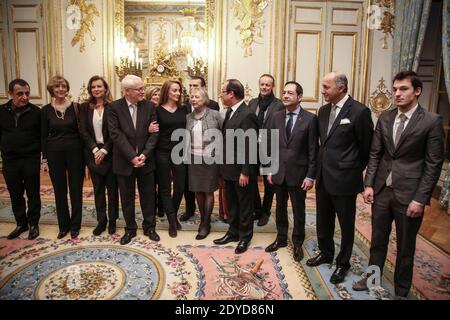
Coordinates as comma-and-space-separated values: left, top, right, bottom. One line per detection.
257, 91, 275, 127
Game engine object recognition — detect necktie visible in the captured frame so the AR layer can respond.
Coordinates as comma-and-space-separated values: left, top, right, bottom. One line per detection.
386, 113, 408, 186
327, 104, 337, 135
286, 112, 294, 140
224, 108, 232, 127
131, 104, 137, 129
394, 113, 407, 146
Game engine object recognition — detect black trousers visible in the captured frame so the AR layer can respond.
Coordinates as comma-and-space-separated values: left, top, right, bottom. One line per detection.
47, 149, 84, 232
117, 169, 155, 232
316, 182, 356, 269
369, 186, 423, 297
90, 168, 119, 225
274, 182, 306, 247
253, 175, 275, 218
224, 178, 255, 242
156, 149, 186, 216
2, 158, 41, 227
184, 172, 196, 214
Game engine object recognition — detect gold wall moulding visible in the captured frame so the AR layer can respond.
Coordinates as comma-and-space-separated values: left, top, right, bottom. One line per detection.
369, 77, 393, 116
375, 0, 394, 49
77, 82, 89, 103
232, 0, 269, 57
67, 0, 99, 52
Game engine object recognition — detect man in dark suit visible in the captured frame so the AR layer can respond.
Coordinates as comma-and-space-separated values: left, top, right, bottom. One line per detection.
248, 74, 284, 227
352, 71, 444, 298
213, 79, 258, 254
0, 79, 41, 240
265, 81, 318, 262
306, 72, 373, 284
180, 76, 220, 222
108, 75, 159, 245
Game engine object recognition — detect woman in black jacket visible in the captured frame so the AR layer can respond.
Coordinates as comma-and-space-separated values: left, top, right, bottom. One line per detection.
79, 76, 119, 236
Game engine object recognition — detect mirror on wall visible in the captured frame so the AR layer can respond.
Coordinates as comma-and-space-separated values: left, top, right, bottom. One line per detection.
123, 0, 208, 86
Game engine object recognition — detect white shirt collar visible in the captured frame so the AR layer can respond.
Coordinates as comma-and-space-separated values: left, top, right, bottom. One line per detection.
230, 100, 244, 113
334, 94, 349, 109
125, 98, 136, 107
397, 104, 418, 120
286, 105, 301, 115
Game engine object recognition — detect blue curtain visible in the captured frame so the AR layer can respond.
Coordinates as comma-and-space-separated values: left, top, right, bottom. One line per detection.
392, 0, 432, 75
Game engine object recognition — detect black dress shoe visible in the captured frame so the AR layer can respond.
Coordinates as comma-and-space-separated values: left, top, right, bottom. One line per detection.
306, 253, 333, 267
108, 221, 116, 235
257, 214, 270, 227
92, 224, 106, 236
235, 240, 249, 254
70, 231, 80, 239
28, 225, 39, 240
179, 211, 194, 221
265, 239, 287, 252
145, 229, 160, 242
293, 246, 304, 262
7, 225, 29, 239
213, 233, 239, 245
57, 231, 69, 239
167, 214, 178, 238
120, 232, 136, 245
330, 266, 349, 284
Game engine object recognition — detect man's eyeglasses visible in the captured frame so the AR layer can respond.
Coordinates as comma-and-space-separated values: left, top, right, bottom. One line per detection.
129, 87, 145, 92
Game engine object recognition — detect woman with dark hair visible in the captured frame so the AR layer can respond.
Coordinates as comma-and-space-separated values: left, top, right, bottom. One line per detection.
79, 76, 119, 236
151, 79, 187, 237
41, 76, 85, 239
186, 87, 223, 240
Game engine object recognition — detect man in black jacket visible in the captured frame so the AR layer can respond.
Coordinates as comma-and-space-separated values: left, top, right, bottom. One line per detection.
108, 75, 159, 245
213, 79, 258, 254
0, 79, 41, 240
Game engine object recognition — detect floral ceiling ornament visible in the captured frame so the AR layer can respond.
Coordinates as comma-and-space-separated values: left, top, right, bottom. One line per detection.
232, 0, 269, 57
67, 0, 99, 52
376, 0, 395, 49
369, 77, 393, 116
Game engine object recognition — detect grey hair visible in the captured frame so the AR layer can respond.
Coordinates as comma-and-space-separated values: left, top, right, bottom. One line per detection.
121, 75, 142, 91
190, 87, 210, 106
334, 72, 348, 93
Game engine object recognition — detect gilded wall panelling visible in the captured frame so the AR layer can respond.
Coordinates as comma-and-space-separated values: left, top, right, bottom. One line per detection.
331, 8, 359, 26
329, 32, 357, 96
0, 30, 8, 98
67, 0, 99, 53
369, 77, 392, 116
294, 6, 322, 25
11, 4, 39, 23
293, 30, 321, 102
13, 28, 42, 99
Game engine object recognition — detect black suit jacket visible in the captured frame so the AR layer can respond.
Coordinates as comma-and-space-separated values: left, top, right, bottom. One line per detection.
107, 97, 158, 176
79, 103, 113, 175
365, 106, 444, 205
316, 96, 373, 195
248, 96, 284, 129
220, 102, 259, 181
271, 108, 318, 186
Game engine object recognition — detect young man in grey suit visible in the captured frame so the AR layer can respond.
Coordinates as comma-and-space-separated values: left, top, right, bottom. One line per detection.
353, 71, 444, 299
306, 72, 374, 284
266, 81, 318, 262
213, 79, 259, 254
108, 75, 159, 245
248, 74, 284, 227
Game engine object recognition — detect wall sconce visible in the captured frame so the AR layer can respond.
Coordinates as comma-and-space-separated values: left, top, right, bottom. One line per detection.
115, 40, 143, 81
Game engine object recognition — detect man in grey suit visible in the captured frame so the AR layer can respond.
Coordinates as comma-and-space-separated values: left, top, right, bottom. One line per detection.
266, 81, 318, 262
213, 79, 259, 254
248, 74, 284, 226
353, 71, 444, 298
108, 75, 159, 245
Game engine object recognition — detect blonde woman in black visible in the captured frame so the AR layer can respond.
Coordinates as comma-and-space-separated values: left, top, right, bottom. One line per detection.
41, 76, 84, 239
